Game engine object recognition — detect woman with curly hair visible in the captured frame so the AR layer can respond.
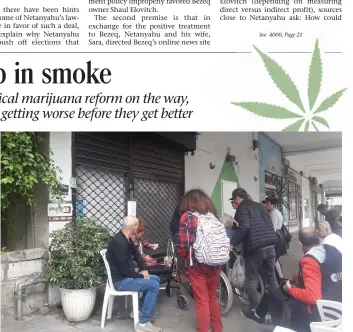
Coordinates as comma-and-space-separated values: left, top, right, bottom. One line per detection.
130, 218, 159, 267
176, 189, 223, 332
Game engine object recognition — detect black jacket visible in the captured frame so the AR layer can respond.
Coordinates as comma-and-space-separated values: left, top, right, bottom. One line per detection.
325, 209, 341, 234
106, 231, 147, 283
231, 199, 277, 256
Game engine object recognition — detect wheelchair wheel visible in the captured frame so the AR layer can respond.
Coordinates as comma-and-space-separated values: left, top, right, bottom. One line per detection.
217, 270, 233, 315
166, 284, 173, 297
234, 272, 264, 306
177, 295, 188, 310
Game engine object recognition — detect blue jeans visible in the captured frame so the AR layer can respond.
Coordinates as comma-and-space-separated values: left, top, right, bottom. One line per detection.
115, 275, 160, 324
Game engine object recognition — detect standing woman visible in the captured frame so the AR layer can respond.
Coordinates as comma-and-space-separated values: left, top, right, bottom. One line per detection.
265, 196, 285, 280
176, 189, 223, 332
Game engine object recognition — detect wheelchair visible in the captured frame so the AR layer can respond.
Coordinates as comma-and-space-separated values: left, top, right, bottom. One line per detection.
138, 241, 183, 305
146, 239, 234, 315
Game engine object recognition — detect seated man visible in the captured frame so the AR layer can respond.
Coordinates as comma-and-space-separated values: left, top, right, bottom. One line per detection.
106, 216, 162, 332
318, 221, 342, 252
255, 227, 342, 332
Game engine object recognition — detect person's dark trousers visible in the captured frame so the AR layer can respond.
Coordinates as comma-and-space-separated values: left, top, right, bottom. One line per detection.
257, 286, 312, 332
244, 246, 278, 309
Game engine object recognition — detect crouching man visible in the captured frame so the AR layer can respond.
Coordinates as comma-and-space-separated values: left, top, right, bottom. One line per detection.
106, 216, 163, 332
255, 227, 342, 332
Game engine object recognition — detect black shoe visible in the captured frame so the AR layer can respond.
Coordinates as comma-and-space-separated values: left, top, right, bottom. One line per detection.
241, 309, 267, 325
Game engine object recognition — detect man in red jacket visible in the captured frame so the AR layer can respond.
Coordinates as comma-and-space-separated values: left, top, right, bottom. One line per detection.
255, 227, 342, 332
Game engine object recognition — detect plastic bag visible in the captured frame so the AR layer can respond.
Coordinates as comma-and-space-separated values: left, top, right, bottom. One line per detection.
229, 255, 245, 289
164, 256, 173, 267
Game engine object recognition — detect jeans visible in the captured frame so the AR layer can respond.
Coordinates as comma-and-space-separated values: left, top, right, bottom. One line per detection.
189, 266, 223, 332
244, 246, 278, 309
115, 275, 160, 324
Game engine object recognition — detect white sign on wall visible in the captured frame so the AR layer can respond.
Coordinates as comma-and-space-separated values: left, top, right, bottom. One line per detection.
221, 180, 237, 217
128, 201, 137, 217
48, 203, 73, 222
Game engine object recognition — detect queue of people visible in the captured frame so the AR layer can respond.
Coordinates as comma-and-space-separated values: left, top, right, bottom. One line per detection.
105, 188, 342, 332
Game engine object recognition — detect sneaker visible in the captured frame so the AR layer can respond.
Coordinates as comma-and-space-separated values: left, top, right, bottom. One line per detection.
131, 312, 154, 323
264, 312, 272, 325
135, 321, 163, 332
241, 309, 266, 325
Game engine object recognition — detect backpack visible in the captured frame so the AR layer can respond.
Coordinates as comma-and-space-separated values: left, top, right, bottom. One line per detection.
192, 212, 230, 266
281, 224, 292, 249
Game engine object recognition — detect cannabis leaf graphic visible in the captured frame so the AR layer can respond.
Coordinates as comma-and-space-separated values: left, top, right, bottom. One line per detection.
232, 39, 346, 131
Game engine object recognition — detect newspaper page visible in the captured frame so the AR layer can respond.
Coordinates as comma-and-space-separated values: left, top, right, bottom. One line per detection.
0, 0, 350, 131
0, 0, 350, 330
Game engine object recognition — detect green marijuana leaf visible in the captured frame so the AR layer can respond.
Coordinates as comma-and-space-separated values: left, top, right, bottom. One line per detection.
312, 116, 330, 128
231, 102, 302, 119
282, 119, 305, 132
254, 46, 305, 113
308, 39, 322, 110
232, 40, 346, 131
304, 120, 310, 131
314, 89, 346, 114
311, 121, 319, 131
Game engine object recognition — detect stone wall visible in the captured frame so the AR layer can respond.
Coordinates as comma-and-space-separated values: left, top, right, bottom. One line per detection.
1, 248, 48, 327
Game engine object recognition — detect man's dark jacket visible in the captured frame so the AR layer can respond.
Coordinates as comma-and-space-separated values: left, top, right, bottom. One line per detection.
231, 199, 277, 256
325, 209, 341, 234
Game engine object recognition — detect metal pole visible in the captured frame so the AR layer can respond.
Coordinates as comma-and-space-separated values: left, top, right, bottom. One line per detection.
16, 279, 47, 320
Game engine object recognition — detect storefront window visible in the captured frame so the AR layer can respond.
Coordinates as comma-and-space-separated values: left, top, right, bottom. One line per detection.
264, 170, 281, 197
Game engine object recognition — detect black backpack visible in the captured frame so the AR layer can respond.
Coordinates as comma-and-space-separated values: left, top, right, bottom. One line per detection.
281, 224, 292, 249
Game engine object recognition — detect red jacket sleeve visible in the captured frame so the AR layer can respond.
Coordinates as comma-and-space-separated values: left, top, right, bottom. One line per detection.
288, 257, 322, 304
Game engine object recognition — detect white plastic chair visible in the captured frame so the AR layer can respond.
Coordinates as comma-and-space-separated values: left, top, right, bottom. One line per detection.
273, 327, 297, 332
100, 249, 139, 328
317, 300, 342, 322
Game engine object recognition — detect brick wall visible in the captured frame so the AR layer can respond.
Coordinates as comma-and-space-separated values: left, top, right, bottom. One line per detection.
1, 248, 48, 327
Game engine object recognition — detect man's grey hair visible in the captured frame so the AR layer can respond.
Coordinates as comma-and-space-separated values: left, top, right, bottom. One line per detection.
318, 221, 332, 232
123, 216, 139, 229
220, 214, 234, 228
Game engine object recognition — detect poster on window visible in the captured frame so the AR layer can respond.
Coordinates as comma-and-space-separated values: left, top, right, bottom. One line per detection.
265, 171, 281, 198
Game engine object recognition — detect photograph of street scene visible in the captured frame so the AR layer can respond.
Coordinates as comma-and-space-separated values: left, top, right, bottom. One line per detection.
1, 131, 342, 332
